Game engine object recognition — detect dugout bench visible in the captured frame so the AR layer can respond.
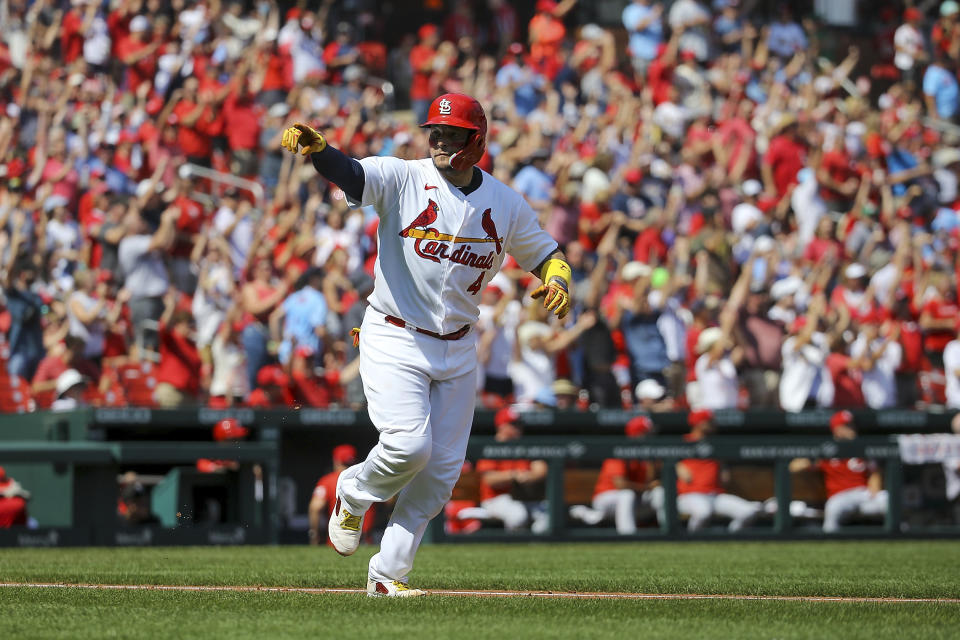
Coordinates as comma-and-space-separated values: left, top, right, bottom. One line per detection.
427, 435, 908, 543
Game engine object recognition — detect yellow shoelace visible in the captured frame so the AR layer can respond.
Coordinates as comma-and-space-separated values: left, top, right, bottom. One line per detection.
340, 510, 361, 532
392, 581, 411, 591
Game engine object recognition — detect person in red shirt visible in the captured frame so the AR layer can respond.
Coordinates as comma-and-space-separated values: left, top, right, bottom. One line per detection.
154, 308, 203, 407
919, 270, 958, 368
789, 411, 888, 532
115, 15, 160, 91
474, 408, 548, 532
570, 416, 657, 534
0, 467, 30, 528
409, 24, 441, 125
308, 444, 375, 546
762, 115, 807, 198
672, 409, 764, 531
222, 83, 264, 177
528, 0, 575, 80
31, 335, 100, 408
171, 77, 218, 165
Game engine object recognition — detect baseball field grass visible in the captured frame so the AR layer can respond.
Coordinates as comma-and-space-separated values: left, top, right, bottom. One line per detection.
1, 540, 958, 639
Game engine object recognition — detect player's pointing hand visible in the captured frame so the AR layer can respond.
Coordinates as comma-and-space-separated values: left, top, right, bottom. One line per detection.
281, 123, 328, 156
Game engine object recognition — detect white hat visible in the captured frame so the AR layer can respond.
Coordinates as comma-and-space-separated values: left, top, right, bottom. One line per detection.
695, 327, 724, 354
933, 148, 960, 168
268, 103, 291, 118
635, 378, 666, 401
650, 159, 673, 180
753, 235, 775, 254
741, 179, 762, 197
621, 261, 652, 281
844, 263, 867, 279
770, 276, 802, 301
130, 15, 149, 32
135, 179, 164, 199
580, 24, 604, 40
43, 195, 69, 212
55, 369, 87, 398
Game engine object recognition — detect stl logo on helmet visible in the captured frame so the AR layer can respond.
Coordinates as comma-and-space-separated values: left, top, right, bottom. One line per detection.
438, 98, 452, 114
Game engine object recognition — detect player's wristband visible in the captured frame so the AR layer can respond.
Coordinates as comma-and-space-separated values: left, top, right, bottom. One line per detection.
540, 258, 572, 290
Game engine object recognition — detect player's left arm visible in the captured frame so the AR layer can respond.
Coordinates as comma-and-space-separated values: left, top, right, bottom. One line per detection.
530, 249, 573, 320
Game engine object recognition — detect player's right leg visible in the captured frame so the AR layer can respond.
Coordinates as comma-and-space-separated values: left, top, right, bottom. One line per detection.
822, 488, 864, 532
677, 493, 713, 531
589, 489, 636, 534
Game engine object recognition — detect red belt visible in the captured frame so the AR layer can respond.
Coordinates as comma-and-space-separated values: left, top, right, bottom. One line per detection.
384, 315, 470, 340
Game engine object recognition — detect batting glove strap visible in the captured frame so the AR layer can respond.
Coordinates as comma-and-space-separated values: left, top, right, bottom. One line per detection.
281, 122, 328, 156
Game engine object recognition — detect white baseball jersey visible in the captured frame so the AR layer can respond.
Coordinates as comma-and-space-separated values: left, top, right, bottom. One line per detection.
347, 157, 557, 334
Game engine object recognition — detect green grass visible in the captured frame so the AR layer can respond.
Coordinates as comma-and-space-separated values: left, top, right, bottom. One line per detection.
2, 541, 959, 639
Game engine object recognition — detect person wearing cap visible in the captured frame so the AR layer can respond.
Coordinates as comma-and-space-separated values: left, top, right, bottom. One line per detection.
942, 320, 960, 409
919, 268, 959, 369
474, 408, 549, 533
932, 1, 960, 58
894, 8, 928, 87
269, 267, 328, 370
830, 262, 877, 324
197, 418, 251, 475
923, 45, 959, 121
0, 467, 31, 528
409, 24, 441, 125
208, 306, 250, 409
768, 276, 804, 326
762, 112, 806, 198
850, 311, 902, 409
495, 41, 547, 119
692, 325, 741, 410
622, 0, 664, 72
309, 445, 375, 546
50, 368, 91, 412
528, 0, 575, 80
789, 411, 888, 532
116, 14, 161, 93
154, 298, 202, 408
779, 297, 835, 412
672, 409, 764, 531
635, 378, 675, 411
615, 262, 671, 391
570, 416, 658, 534
31, 334, 99, 406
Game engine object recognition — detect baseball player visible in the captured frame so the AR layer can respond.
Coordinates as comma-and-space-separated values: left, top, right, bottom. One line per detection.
647, 409, 764, 531
308, 444, 376, 545
569, 416, 657, 534
281, 93, 572, 597
789, 410, 889, 532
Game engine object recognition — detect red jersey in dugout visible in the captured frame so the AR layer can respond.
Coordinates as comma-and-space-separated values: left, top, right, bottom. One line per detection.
593, 459, 649, 498
475, 459, 531, 502
817, 458, 875, 498
677, 434, 723, 495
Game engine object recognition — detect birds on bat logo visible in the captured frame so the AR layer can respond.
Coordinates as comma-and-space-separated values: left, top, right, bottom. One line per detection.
399, 200, 501, 267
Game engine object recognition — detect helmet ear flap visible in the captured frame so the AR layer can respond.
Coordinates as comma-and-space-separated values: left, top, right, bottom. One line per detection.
449, 130, 485, 171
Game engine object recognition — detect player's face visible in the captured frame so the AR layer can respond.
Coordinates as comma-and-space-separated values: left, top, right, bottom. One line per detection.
428, 125, 471, 170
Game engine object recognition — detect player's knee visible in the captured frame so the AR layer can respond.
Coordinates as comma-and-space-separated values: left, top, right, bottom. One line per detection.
380, 434, 432, 474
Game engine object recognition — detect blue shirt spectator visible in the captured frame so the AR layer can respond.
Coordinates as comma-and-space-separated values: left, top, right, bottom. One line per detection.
495, 57, 546, 117
767, 17, 807, 58
512, 157, 554, 206
622, 0, 663, 65
923, 62, 960, 120
278, 277, 328, 365
621, 308, 670, 384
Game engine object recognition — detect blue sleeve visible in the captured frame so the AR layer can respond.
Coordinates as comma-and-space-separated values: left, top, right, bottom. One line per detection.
310, 146, 366, 202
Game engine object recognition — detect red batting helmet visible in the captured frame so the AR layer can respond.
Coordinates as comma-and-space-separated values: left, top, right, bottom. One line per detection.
830, 410, 854, 432
213, 418, 250, 442
420, 93, 487, 171
625, 416, 652, 438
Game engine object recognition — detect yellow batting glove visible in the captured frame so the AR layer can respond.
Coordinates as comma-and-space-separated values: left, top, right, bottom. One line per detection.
280, 122, 328, 156
530, 258, 572, 320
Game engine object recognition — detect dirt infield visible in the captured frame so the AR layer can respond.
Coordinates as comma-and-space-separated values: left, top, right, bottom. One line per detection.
2, 582, 958, 604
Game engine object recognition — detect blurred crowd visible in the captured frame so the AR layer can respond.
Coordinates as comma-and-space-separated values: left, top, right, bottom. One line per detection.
2, 0, 960, 415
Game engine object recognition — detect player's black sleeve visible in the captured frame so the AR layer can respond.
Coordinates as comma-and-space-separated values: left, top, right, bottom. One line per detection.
310, 146, 365, 202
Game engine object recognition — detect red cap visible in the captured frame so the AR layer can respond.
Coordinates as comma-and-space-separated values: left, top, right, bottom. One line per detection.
625, 415, 652, 438
213, 418, 250, 442
680, 49, 697, 62
904, 8, 923, 21
418, 24, 438, 40
830, 410, 854, 431
256, 365, 289, 388
495, 407, 519, 428
146, 96, 165, 116
624, 168, 643, 184
246, 388, 271, 408
0, 466, 6, 482
536, 0, 558, 12
332, 444, 357, 465
96, 269, 113, 284
688, 408, 714, 427
508, 42, 524, 55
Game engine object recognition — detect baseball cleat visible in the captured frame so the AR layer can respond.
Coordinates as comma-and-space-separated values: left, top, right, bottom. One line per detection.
367, 578, 427, 598
328, 475, 363, 556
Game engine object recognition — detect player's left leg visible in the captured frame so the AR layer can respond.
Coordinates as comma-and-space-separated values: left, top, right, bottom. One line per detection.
368, 366, 477, 585
857, 489, 889, 520
713, 493, 764, 531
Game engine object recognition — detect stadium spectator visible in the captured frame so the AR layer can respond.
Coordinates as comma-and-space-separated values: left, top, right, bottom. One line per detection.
117, 481, 159, 527
789, 411, 889, 532
154, 297, 202, 408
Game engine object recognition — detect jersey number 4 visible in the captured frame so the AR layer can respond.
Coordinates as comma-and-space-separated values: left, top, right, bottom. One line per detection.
466, 273, 485, 295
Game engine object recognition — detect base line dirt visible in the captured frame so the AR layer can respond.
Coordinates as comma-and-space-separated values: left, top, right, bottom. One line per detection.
1, 583, 958, 604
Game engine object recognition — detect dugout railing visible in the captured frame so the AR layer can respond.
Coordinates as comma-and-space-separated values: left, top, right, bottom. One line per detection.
0, 408, 957, 546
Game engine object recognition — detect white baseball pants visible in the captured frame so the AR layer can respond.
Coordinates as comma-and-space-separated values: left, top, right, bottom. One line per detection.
480, 494, 530, 530
677, 492, 763, 531
592, 489, 638, 534
338, 307, 477, 583
822, 487, 889, 532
